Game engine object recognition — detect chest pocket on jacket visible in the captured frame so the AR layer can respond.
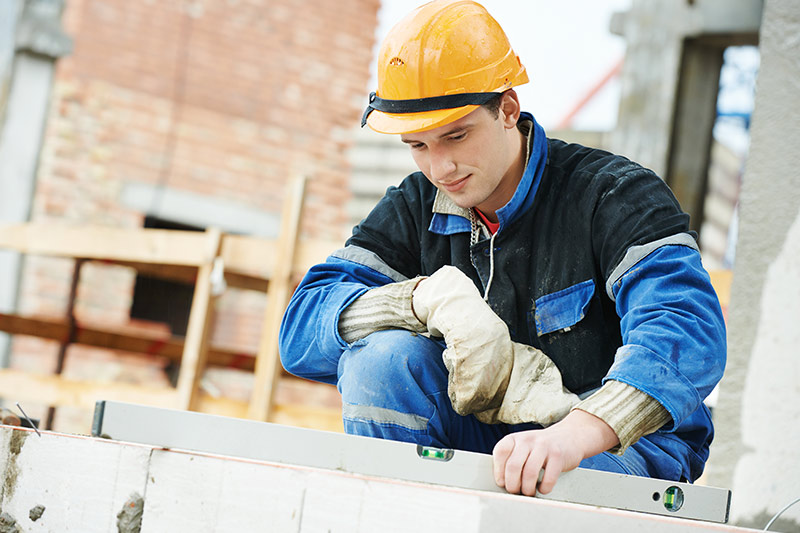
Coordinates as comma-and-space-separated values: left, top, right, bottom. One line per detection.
534, 280, 595, 336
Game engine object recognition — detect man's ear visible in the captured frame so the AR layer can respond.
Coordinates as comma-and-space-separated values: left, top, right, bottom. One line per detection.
499, 89, 521, 129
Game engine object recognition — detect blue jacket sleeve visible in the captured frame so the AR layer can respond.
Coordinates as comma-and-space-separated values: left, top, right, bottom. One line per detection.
279, 256, 396, 385
606, 244, 726, 431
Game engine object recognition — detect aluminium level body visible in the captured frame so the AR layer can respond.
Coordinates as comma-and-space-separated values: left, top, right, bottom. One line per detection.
92, 401, 730, 523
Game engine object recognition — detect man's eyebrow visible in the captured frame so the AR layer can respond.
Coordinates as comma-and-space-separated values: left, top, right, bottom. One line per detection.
438, 124, 473, 138
401, 124, 474, 144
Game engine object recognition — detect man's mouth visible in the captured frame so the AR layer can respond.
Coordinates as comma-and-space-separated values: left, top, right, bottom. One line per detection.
441, 175, 470, 193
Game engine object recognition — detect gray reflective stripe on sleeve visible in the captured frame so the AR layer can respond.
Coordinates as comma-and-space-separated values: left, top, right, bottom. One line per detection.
605, 233, 699, 301
342, 403, 429, 431
330, 245, 409, 282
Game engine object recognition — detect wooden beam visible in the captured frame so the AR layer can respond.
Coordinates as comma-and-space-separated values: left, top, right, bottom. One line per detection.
294, 238, 341, 274
97, 258, 270, 293
109, 260, 199, 285
0, 224, 212, 266
222, 235, 339, 292
709, 269, 733, 309
269, 403, 344, 434
248, 176, 306, 421
0, 314, 256, 370
222, 234, 275, 279
175, 228, 223, 412
0, 370, 342, 432
223, 271, 270, 292
0, 369, 178, 410
45, 258, 84, 430
0, 224, 337, 291
195, 394, 343, 433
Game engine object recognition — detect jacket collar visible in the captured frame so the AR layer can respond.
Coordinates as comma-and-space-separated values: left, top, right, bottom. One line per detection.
428, 112, 548, 236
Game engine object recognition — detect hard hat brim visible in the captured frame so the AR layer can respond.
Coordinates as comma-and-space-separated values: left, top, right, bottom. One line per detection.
366, 104, 480, 134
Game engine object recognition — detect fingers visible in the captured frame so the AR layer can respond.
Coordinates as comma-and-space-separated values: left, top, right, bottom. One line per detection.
519, 446, 546, 496
493, 434, 551, 496
493, 431, 569, 496
537, 448, 563, 495
492, 436, 514, 488
503, 440, 531, 494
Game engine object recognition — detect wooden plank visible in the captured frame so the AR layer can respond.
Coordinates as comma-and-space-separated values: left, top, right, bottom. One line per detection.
709, 269, 733, 309
0, 313, 256, 370
0, 224, 337, 288
248, 176, 306, 421
45, 258, 84, 429
109, 259, 199, 284
221, 234, 276, 278
175, 228, 223, 412
223, 271, 270, 292
222, 234, 339, 291
268, 403, 344, 433
0, 369, 342, 432
177, 391, 343, 432
0, 369, 178, 409
295, 238, 341, 273
98, 257, 270, 293
0, 223, 211, 266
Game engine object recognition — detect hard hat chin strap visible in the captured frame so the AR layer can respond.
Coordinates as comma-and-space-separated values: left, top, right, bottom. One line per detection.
361, 91, 501, 127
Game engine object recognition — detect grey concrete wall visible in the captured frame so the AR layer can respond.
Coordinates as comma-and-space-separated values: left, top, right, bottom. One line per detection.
0, 53, 57, 367
609, 0, 761, 178
708, 0, 800, 530
0, 0, 21, 98
0, 0, 72, 367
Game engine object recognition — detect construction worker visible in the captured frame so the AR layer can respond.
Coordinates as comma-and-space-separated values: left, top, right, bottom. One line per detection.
279, 0, 726, 496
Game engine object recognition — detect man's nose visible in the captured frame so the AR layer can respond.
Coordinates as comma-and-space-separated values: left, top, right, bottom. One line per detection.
429, 149, 457, 182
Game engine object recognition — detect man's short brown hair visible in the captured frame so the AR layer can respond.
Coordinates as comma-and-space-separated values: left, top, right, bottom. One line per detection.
481, 92, 504, 119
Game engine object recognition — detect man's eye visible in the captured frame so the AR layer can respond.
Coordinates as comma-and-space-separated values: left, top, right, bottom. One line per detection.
449, 133, 466, 141
411, 143, 426, 150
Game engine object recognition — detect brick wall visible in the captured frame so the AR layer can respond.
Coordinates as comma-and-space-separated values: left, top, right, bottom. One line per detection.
49, 0, 377, 235
11, 0, 379, 429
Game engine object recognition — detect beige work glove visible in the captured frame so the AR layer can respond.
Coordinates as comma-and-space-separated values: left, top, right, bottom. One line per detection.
474, 342, 579, 426
412, 266, 579, 426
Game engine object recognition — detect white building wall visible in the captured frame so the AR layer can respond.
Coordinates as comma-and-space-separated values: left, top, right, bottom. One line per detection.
709, 0, 800, 530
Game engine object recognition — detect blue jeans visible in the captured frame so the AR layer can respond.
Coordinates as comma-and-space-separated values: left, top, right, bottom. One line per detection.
337, 330, 695, 481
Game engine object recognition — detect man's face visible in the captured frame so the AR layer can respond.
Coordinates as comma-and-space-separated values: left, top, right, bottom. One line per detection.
400, 100, 522, 219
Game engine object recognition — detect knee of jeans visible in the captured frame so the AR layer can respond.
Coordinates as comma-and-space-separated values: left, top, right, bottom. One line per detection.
338, 329, 445, 389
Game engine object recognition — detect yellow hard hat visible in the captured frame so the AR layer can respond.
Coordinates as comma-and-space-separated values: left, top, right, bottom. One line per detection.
362, 0, 528, 134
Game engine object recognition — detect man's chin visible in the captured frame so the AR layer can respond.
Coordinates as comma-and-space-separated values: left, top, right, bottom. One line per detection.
439, 191, 476, 210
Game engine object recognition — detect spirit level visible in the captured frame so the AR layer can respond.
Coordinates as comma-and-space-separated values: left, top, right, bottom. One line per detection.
92, 401, 730, 523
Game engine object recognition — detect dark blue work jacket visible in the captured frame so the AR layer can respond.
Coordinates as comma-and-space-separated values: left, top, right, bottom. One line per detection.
279, 114, 726, 482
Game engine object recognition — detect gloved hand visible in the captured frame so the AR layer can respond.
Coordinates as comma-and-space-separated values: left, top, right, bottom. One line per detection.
412, 265, 512, 414
474, 342, 579, 426
413, 266, 579, 425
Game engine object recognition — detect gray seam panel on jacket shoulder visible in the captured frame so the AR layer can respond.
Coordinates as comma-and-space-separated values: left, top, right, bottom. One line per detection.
342, 403, 429, 431
605, 233, 699, 301
330, 245, 408, 282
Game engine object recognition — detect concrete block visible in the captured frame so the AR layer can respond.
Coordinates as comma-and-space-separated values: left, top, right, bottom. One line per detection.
0, 427, 150, 532
141, 449, 305, 532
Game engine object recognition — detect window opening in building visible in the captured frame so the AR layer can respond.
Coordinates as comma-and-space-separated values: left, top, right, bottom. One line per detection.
129, 216, 204, 337
700, 45, 759, 271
